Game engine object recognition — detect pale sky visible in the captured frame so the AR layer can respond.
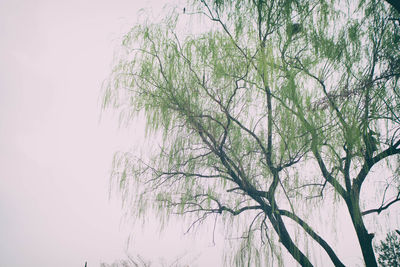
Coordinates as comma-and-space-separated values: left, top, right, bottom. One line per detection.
1, 1, 399, 267
0, 0, 224, 266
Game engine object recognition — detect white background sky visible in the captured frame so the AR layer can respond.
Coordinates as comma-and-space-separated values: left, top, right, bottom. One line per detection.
0, 0, 224, 266
0, 0, 399, 266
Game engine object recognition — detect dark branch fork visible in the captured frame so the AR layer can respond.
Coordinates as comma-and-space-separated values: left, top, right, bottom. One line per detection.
362, 192, 400, 216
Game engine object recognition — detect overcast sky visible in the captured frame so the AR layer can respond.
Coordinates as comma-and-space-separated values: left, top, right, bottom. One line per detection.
1, 1, 399, 267
0, 0, 225, 266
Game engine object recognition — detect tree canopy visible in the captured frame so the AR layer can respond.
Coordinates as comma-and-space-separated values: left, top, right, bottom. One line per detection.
103, 0, 400, 266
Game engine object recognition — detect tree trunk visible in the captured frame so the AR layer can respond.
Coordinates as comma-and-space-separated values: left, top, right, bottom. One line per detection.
386, 0, 400, 14
346, 190, 378, 267
350, 214, 377, 267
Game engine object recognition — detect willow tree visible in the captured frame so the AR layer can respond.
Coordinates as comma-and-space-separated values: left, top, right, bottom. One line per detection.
103, 0, 400, 266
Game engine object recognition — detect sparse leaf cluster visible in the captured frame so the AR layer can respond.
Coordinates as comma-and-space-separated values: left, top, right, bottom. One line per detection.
376, 231, 400, 267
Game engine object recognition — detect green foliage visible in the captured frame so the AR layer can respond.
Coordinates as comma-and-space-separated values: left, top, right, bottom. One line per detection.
376, 232, 400, 266
103, 0, 400, 266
